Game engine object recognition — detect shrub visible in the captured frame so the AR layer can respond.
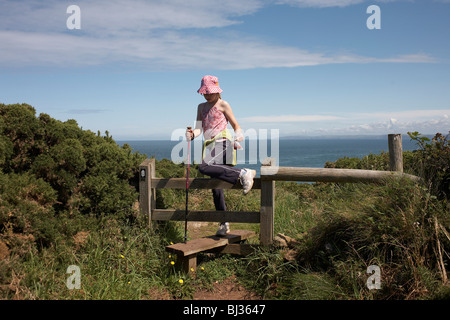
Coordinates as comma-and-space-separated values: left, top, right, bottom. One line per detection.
292, 178, 450, 299
0, 172, 58, 248
0, 103, 146, 217
407, 131, 449, 199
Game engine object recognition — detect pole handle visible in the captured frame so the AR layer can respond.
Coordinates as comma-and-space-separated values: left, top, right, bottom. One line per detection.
186, 126, 193, 141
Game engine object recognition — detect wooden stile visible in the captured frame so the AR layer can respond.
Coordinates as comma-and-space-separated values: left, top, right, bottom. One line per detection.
139, 134, 420, 257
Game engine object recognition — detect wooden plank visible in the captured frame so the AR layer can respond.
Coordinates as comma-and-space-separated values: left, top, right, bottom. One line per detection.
260, 158, 275, 246
139, 159, 152, 221
260, 166, 420, 183
152, 209, 260, 223
148, 158, 156, 228
152, 178, 261, 190
166, 230, 255, 257
210, 243, 258, 256
177, 254, 197, 273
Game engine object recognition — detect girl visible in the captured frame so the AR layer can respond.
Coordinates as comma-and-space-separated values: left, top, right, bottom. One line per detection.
186, 75, 256, 236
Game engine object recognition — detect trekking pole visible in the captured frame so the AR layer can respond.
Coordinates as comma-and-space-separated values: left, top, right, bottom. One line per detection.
185, 126, 192, 243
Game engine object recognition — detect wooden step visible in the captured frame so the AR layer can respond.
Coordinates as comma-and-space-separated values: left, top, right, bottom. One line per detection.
165, 230, 255, 273
166, 230, 255, 256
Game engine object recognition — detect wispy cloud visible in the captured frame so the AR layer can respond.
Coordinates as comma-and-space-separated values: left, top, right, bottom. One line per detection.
346, 110, 450, 134
0, 0, 263, 33
276, 0, 365, 8
336, 115, 450, 135
346, 109, 450, 121
276, 0, 410, 8
0, 29, 435, 70
0, 0, 437, 70
264, 109, 450, 136
243, 114, 344, 122
243, 109, 450, 123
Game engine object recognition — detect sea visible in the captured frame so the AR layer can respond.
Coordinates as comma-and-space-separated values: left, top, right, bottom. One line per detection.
117, 136, 421, 176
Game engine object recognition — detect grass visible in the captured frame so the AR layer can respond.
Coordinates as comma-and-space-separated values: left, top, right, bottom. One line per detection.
2, 107, 447, 299
1, 171, 449, 300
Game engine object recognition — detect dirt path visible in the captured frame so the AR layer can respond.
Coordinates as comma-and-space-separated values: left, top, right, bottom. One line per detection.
183, 222, 262, 300
193, 275, 262, 300
186, 221, 221, 239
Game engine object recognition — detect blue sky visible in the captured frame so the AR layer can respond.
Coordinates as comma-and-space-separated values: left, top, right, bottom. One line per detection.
0, 0, 449, 140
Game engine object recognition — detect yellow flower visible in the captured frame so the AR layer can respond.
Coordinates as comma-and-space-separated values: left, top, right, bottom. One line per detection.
190, 268, 195, 272
179, 279, 184, 284
200, 267, 205, 271
120, 255, 124, 259
170, 242, 174, 245
170, 261, 175, 265
168, 254, 172, 258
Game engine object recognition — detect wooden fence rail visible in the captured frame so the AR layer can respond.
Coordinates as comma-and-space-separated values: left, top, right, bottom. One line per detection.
260, 166, 420, 183
139, 134, 419, 245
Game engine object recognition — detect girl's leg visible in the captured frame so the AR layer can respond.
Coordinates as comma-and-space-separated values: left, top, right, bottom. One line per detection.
199, 140, 235, 236
213, 188, 229, 236
212, 189, 226, 211
198, 163, 241, 184
198, 139, 241, 184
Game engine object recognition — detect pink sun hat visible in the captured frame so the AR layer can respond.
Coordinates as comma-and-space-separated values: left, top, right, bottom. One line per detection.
197, 75, 223, 94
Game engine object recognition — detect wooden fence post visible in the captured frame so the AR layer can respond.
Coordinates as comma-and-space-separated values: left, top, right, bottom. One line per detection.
260, 158, 276, 245
139, 158, 156, 228
388, 134, 403, 172
149, 158, 156, 227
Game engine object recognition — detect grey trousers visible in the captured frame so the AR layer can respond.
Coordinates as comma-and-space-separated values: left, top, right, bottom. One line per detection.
198, 139, 241, 211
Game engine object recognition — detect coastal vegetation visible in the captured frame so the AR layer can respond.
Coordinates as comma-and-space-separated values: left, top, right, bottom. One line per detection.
0, 103, 448, 299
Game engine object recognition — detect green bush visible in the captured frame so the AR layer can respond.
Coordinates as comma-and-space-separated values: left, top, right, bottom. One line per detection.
0, 172, 58, 248
0, 103, 146, 218
289, 178, 450, 299
325, 132, 449, 200
0, 103, 147, 254
407, 131, 449, 199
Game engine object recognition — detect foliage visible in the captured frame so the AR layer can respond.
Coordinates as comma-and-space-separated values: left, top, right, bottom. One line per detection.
0, 103, 146, 218
325, 132, 449, 200
0, 103, 147, 278
1, 104, 448, 300
290, 180, 449, 299
324, 150, 420, 175
407, 131, 449, 199
0, 172, 58, 248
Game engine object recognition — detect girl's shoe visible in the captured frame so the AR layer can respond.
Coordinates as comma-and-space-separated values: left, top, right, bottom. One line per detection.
216, 222, 230, 236
240, 169, 256, 195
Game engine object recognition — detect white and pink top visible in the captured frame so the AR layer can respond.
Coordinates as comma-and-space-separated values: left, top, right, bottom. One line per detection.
201, 105, 228, 141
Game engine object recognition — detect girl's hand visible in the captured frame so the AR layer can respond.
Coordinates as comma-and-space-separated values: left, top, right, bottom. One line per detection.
186, 128, 194, 141
234, 129, 244, 142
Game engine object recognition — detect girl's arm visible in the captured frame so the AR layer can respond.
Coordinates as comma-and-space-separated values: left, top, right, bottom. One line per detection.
187, 104, 203, 140
221, 101, 243, 141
